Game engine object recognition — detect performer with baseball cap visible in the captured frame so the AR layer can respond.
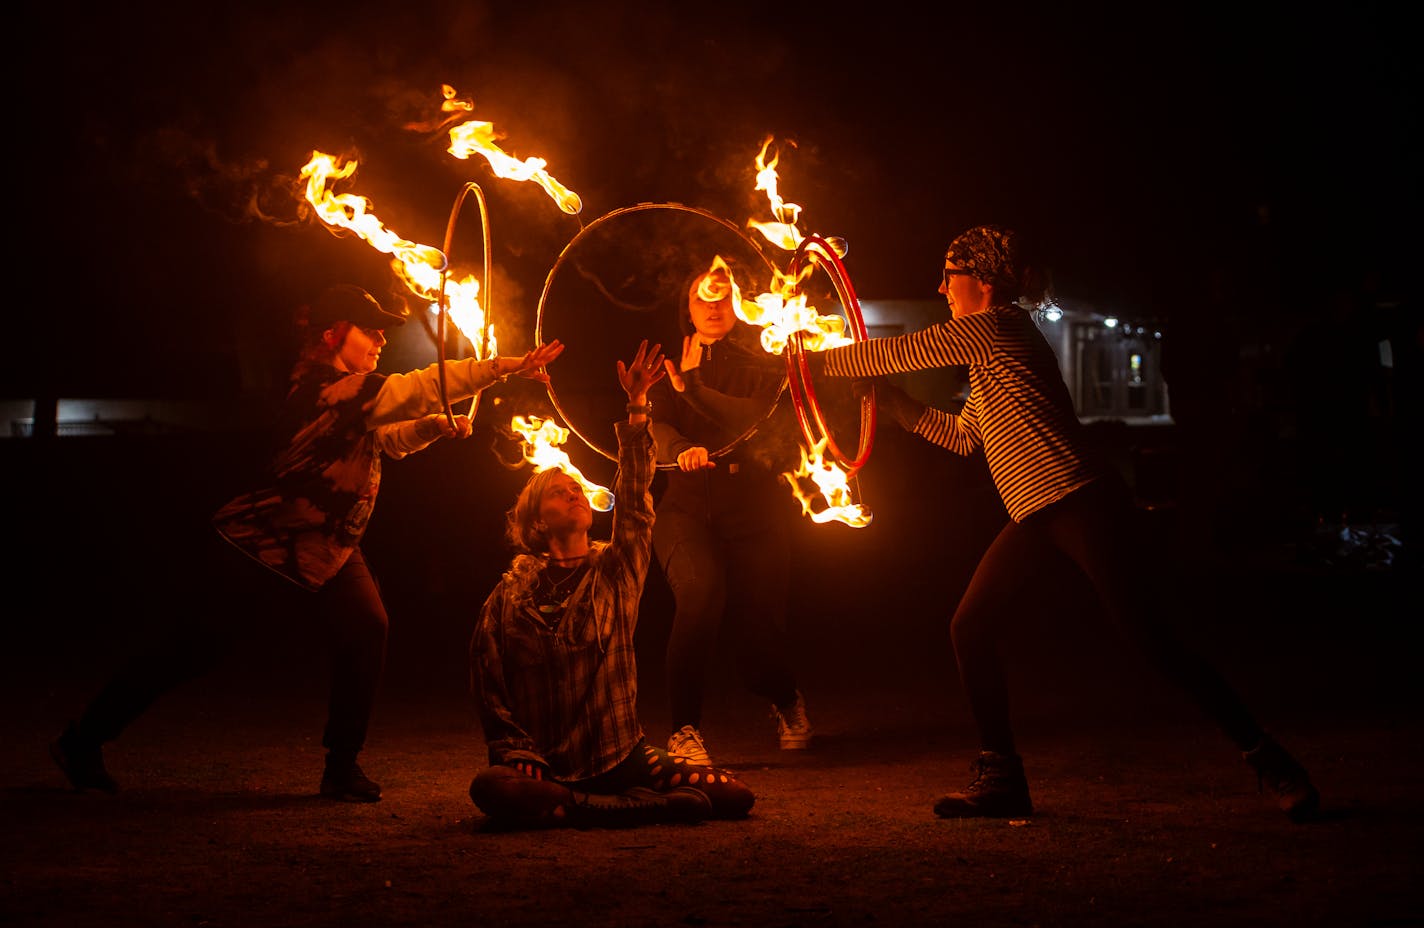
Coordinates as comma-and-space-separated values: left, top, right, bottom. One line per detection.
51, 284, 563, 802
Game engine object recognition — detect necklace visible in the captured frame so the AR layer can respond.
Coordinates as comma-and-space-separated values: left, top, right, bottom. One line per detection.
536, 562, 587, 616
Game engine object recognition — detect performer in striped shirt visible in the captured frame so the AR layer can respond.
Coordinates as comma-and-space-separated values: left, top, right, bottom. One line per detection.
812, 225, 1319, 823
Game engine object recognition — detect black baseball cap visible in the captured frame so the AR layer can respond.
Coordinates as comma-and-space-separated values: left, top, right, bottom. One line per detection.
305, 285, 408, 329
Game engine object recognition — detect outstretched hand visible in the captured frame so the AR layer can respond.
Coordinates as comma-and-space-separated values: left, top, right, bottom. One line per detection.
511, 340, 565, 384
617, 339, 666, 399
661, 334, 704, 393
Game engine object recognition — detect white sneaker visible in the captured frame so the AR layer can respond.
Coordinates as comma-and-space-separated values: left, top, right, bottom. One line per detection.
667, 725, 712, 766
774, 691, 812, 750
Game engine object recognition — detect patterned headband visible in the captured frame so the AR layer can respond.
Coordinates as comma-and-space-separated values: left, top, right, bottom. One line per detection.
944, 225, 1019, 288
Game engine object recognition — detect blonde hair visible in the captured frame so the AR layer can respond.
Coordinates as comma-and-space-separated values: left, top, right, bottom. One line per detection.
503, 468, 568, 556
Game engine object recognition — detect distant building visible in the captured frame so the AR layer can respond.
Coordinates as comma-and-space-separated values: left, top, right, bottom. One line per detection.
859, 299, 1170, 424
6, 299, 1171, 439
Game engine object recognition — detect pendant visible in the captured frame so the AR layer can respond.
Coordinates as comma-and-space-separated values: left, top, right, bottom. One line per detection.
538, 603, 561, 615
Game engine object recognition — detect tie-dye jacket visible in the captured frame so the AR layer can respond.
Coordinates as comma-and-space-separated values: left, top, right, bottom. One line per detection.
213, 356, 507, 590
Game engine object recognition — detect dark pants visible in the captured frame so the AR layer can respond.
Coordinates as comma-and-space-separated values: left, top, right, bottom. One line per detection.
72, 532, 389, 761
469, 740, 756, 825
951, 473, 1265, 756
654, 468, 799, 729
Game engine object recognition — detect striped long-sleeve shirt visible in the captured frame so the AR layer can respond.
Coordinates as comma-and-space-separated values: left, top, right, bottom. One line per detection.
818, 304, 1103, 522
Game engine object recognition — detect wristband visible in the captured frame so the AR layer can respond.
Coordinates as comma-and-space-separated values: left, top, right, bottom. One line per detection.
626, 402, 651, 415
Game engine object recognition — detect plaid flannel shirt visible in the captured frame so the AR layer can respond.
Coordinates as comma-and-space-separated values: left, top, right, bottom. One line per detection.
470, 421, 656, 780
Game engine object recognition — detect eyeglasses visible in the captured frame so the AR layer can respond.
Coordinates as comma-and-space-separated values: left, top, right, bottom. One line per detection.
942, 268, 974, 288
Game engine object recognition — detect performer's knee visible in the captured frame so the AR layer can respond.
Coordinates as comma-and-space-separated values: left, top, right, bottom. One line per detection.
469, 765, 574, 825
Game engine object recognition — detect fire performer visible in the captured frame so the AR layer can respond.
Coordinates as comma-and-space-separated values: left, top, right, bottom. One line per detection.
469, 341, 755, 829
50, 284, 564, 803
649, 266, 812, 767
808, 225, 1319, 822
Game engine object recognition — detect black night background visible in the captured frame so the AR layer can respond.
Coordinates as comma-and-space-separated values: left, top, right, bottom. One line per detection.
4, 3, 1419, 927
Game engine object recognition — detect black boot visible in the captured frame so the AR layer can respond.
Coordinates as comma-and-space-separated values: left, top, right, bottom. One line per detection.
567, 787, 711, 829
50, 723, 118, 794
320, 754, 382, 803
1243, 736, 1319, 823
934, 751, 1033, 819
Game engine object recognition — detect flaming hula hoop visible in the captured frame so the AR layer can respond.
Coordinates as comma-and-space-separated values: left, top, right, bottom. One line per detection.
785, 234, 876, 476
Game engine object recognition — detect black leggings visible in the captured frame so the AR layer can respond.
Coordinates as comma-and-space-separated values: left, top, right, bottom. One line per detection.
951, 474, 1265, 756
74, 537, 389, 760
470, 740, 756, 825
655, 491, 800, 729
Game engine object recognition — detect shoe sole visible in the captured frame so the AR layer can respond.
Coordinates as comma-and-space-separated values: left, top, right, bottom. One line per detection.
319, 789, 382, 803
663, 787, 713, 824
933, 798, 1033, 818
1283, 788, 1321, 823
49, 740, 118, 794
319, 781, 382, 803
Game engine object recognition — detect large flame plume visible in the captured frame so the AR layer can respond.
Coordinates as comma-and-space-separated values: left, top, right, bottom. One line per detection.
736, 139, 854, 354
511, 415, 614, 512
738, 266, 853, 356
784, 437, 873, 527
728, 139, 870, 526
438, 85, 583, 216
746, 137, 804, 252
300, 151, 493, 352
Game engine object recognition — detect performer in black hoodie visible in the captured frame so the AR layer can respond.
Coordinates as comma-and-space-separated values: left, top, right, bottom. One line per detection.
648, 264, 812, 767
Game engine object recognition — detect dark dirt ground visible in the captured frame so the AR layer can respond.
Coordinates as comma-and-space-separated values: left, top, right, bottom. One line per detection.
3, 430, 1421, 928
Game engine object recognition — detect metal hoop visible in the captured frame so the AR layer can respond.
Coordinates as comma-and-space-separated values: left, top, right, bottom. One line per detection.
536, 202, 783, 464
436, 182, 493, 425
784, 234, 876, 476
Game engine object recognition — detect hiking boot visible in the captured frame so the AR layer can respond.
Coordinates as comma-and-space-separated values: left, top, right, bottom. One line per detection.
668, 725, 712, 766
933, 751, 1033, 819
568, 786, 711, 829
320, 758, 382, 803
773, 690, 813, 750
50, 724, 118, 794
1243, 736, 1319, 823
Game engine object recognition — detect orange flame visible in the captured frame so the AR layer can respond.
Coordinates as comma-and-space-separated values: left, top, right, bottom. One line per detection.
511, 415, 614, 511
746, 136, 803, 252
300, 150, 493, 353
440, 85, 583, 215
735, 140, 868, 526
783, 437, 873, 527
738, 266, 854, 355
734, 140, 855, 355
